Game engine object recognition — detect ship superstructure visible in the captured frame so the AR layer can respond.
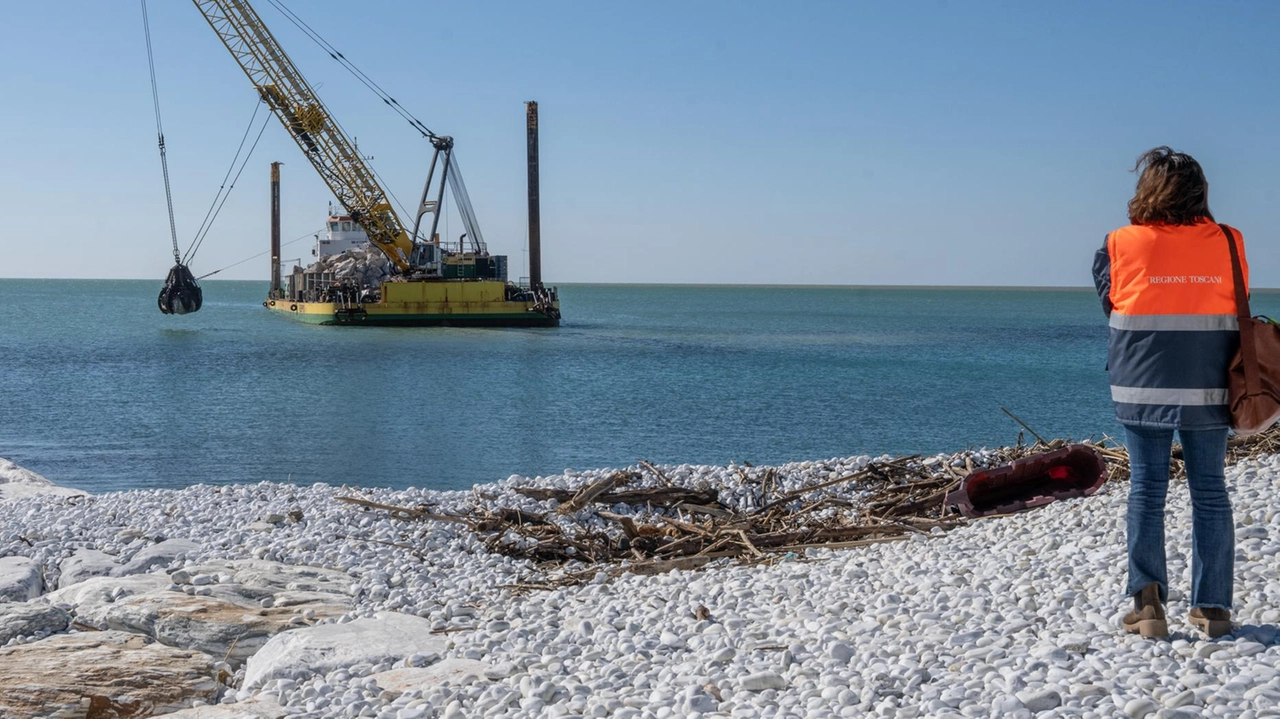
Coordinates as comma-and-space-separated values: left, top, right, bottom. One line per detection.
317, 208, 371, 259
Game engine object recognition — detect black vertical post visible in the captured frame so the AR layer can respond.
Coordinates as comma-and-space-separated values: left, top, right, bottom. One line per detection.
270, 161, 282, 295
525, 101, 542, 290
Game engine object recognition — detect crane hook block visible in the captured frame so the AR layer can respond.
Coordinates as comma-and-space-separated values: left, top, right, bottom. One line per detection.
158, 262, 204, 315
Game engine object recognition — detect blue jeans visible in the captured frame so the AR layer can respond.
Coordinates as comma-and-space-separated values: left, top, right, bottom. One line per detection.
1125, 425, 1234, 609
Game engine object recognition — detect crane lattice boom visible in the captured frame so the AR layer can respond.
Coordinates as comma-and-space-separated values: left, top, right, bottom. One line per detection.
192, 0, 417, 271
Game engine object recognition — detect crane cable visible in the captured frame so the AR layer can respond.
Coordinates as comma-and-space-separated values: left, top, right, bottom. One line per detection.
182, 106, 273, 265
259, 4, 488, 252
194, 228, 324, 281
143, 0, 202, 315
140, 0, 180, 265
260, 0, 416, 221
263, 0, 439, 140
139, 4, 274, 271
183, 100, 269, 265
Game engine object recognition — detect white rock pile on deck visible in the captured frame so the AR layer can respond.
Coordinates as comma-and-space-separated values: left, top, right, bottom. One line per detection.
1, 452, 1279, 717
305, 243, 393, 287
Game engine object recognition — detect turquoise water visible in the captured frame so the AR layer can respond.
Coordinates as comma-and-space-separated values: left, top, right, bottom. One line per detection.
5, 280, 1274, 494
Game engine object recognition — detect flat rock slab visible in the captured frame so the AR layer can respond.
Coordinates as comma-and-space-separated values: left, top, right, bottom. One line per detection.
44, 561, 352, 665
59, 548, 121, 589
0, 600, 70, 644
43, 574, 173, 622
151, 696, 287, 718
244, 611, 446, 690
175, 559, 353, 598
0, 555, 42, 602
114, 539, 202, 577
0, 630, 217, 718
371, 659, 492, 694
100, 587, 350, 665
0, 456, 87, 501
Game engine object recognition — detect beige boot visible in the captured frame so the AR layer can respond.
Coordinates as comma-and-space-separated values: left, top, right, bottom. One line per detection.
1189, 607, 1232, 639
1122, 583, 1168, 638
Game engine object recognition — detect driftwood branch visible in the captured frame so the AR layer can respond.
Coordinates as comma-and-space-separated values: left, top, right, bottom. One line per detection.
557, 470, 633, 514
1000, 406, 1048, 446
514, 486, 720, 508
639, 460, 674, 487
333, 427, 1280, 592
335, 496, 469, 525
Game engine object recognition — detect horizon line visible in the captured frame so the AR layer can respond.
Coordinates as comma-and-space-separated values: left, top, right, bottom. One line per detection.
7, 278, 1280, 293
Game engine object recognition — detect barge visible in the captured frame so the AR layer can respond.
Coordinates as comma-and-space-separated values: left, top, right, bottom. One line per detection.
262, 103, 558, 328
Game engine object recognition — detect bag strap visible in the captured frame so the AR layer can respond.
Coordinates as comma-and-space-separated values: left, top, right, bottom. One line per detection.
1222, 223, 1250, 319
1221, 223, 1261, 395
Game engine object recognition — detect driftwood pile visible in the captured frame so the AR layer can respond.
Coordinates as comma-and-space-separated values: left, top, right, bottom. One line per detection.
336, 425, 1280, 586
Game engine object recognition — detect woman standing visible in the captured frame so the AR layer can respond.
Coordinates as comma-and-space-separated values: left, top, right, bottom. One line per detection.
1092, 146, 1245, 639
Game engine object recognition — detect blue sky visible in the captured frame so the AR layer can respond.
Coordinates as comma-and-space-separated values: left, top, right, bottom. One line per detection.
1, 1, 1277, 285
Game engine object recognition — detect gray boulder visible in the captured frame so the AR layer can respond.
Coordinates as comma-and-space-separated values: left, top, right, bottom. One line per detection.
113, 538, 202, 577
0, 556, 42, 601
44, 560, 352, 665
42, 574, 172, 626
58, 548, 120, 589
0, 601, 70, 643
244, 611, 445, 689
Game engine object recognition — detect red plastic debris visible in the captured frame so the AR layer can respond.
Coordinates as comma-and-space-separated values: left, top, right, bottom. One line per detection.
945, 444, 1107, 519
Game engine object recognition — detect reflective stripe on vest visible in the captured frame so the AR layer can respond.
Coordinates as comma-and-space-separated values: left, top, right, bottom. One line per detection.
1110, 386, 1229, 406
1108, 313, 1237, 331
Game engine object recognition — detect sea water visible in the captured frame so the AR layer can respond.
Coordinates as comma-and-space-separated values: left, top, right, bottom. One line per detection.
4, 280, 1274, 494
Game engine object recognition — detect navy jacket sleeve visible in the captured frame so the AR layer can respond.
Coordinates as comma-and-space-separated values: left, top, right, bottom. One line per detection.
1092, 235, 1112, 318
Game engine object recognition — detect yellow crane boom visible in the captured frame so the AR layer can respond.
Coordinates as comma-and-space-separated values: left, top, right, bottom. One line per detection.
192, 0, 418, 271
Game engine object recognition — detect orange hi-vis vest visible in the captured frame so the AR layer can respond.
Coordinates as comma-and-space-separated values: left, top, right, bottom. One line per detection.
1092, 220, 1247, 429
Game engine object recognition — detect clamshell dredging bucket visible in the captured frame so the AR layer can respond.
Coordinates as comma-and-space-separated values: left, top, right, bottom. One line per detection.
158, 263, 203, 316
946, 444, 1107, 518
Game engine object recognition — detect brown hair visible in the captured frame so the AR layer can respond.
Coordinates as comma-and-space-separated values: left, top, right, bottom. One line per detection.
1127, 146, 1214, 225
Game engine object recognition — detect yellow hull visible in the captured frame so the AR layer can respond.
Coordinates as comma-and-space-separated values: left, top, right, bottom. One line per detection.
266, 280, 559, 327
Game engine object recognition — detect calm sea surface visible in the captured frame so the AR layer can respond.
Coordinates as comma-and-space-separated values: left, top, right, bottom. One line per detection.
5, 280, 1275, 494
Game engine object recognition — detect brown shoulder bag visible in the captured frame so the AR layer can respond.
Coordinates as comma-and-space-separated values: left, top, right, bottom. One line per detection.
1223, 223, 1280, 435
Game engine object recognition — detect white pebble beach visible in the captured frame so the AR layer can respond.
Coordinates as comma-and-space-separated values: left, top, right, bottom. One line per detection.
2, 451, 1279, 718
